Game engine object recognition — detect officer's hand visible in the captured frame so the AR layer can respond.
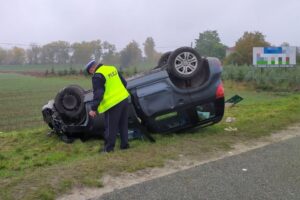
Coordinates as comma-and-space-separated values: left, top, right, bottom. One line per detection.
89, 111, 97, 118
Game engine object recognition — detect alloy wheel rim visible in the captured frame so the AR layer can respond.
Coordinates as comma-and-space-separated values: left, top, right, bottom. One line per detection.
174, 52, 198, 75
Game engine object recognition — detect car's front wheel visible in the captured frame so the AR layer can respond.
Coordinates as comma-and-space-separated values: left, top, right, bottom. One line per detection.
54, 85, 86, 123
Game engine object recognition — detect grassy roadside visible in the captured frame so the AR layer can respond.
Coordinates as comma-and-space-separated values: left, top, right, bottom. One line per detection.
1, 81, 300, 200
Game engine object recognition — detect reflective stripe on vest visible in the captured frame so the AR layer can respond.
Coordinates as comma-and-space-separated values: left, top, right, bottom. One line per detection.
95, 65, 129, 113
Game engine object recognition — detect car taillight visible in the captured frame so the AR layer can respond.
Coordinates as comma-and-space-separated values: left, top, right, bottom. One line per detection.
216, 82, 224, 99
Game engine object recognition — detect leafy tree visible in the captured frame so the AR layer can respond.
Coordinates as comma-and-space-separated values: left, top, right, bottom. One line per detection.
101, 41, 120, 65
280, 42, 290, 47
50, 41, 70, 64
71, 40, 102, 64
40, 43, 56, 65
0, 47, 7, 65
120, 41, 142, 68
234, 31, 270, 65
2, 49, 12, 65
72, 42, 93, 64
143, 37, 158, 62
194, 30, 226, 59
26, 44, 41, 64
11, 47, 26, 65
40, 41, 70, 64
224, 52, 243, 65
2, 47, 26, 65
91, 40, 102, 62
297, 47, 300, 65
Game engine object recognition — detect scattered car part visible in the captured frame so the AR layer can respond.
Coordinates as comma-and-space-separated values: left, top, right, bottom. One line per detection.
225, 95, 243, 107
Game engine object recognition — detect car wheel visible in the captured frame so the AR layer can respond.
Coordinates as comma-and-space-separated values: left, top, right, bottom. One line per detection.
155, 51, 172, 69
167, 47, 202, 79
54, 85, 85, 120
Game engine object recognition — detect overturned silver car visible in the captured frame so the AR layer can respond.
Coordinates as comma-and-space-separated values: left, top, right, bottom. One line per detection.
42, 47, 225, 142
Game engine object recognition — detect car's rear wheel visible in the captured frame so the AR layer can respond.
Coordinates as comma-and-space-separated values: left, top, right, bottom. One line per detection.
167, 47, 202, 79
165, 47, 209, 89
54, 85, 86, 123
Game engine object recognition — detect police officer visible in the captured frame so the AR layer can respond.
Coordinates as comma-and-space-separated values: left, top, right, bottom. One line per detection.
85, 60, 130, 153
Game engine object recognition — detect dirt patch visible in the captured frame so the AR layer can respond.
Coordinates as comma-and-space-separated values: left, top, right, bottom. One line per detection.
58, 124, 300, 200
0, 70, 45, 77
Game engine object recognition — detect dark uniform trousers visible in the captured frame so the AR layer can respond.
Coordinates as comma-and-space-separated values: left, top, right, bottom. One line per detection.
104, 98, 129, 152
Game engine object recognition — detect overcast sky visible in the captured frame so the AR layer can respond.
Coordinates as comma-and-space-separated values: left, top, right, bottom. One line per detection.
0, 0, 299, 51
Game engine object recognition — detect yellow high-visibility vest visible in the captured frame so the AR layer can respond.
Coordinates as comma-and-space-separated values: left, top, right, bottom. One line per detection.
95, 65, 129, 113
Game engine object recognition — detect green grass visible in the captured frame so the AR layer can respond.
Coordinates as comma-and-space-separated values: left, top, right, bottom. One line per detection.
0, 73, 300, 199
224, 81, 300, 137
0, 73, 91, 131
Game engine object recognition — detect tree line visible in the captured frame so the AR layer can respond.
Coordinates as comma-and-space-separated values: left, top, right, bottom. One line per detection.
0, 32, 299, 67
194, 30, 299, 65
0, 37, 161, 67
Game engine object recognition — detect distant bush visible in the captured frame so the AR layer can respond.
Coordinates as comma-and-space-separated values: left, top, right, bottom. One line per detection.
69, 67, 77, 75
44, 68, 85, 77
223, 65, 300, 92
50, 67, 55, 75
44, 68, 55, 76
45, 69, 49, 76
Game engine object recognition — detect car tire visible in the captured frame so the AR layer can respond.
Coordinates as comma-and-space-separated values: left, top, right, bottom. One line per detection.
167, 47, 202, 79
54, 85, 85, 120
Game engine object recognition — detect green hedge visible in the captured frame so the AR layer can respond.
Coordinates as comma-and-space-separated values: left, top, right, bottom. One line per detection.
222, 65, 300, 91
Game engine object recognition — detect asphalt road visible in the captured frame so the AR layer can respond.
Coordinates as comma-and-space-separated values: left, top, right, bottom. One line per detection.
96, 136, 300, 200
